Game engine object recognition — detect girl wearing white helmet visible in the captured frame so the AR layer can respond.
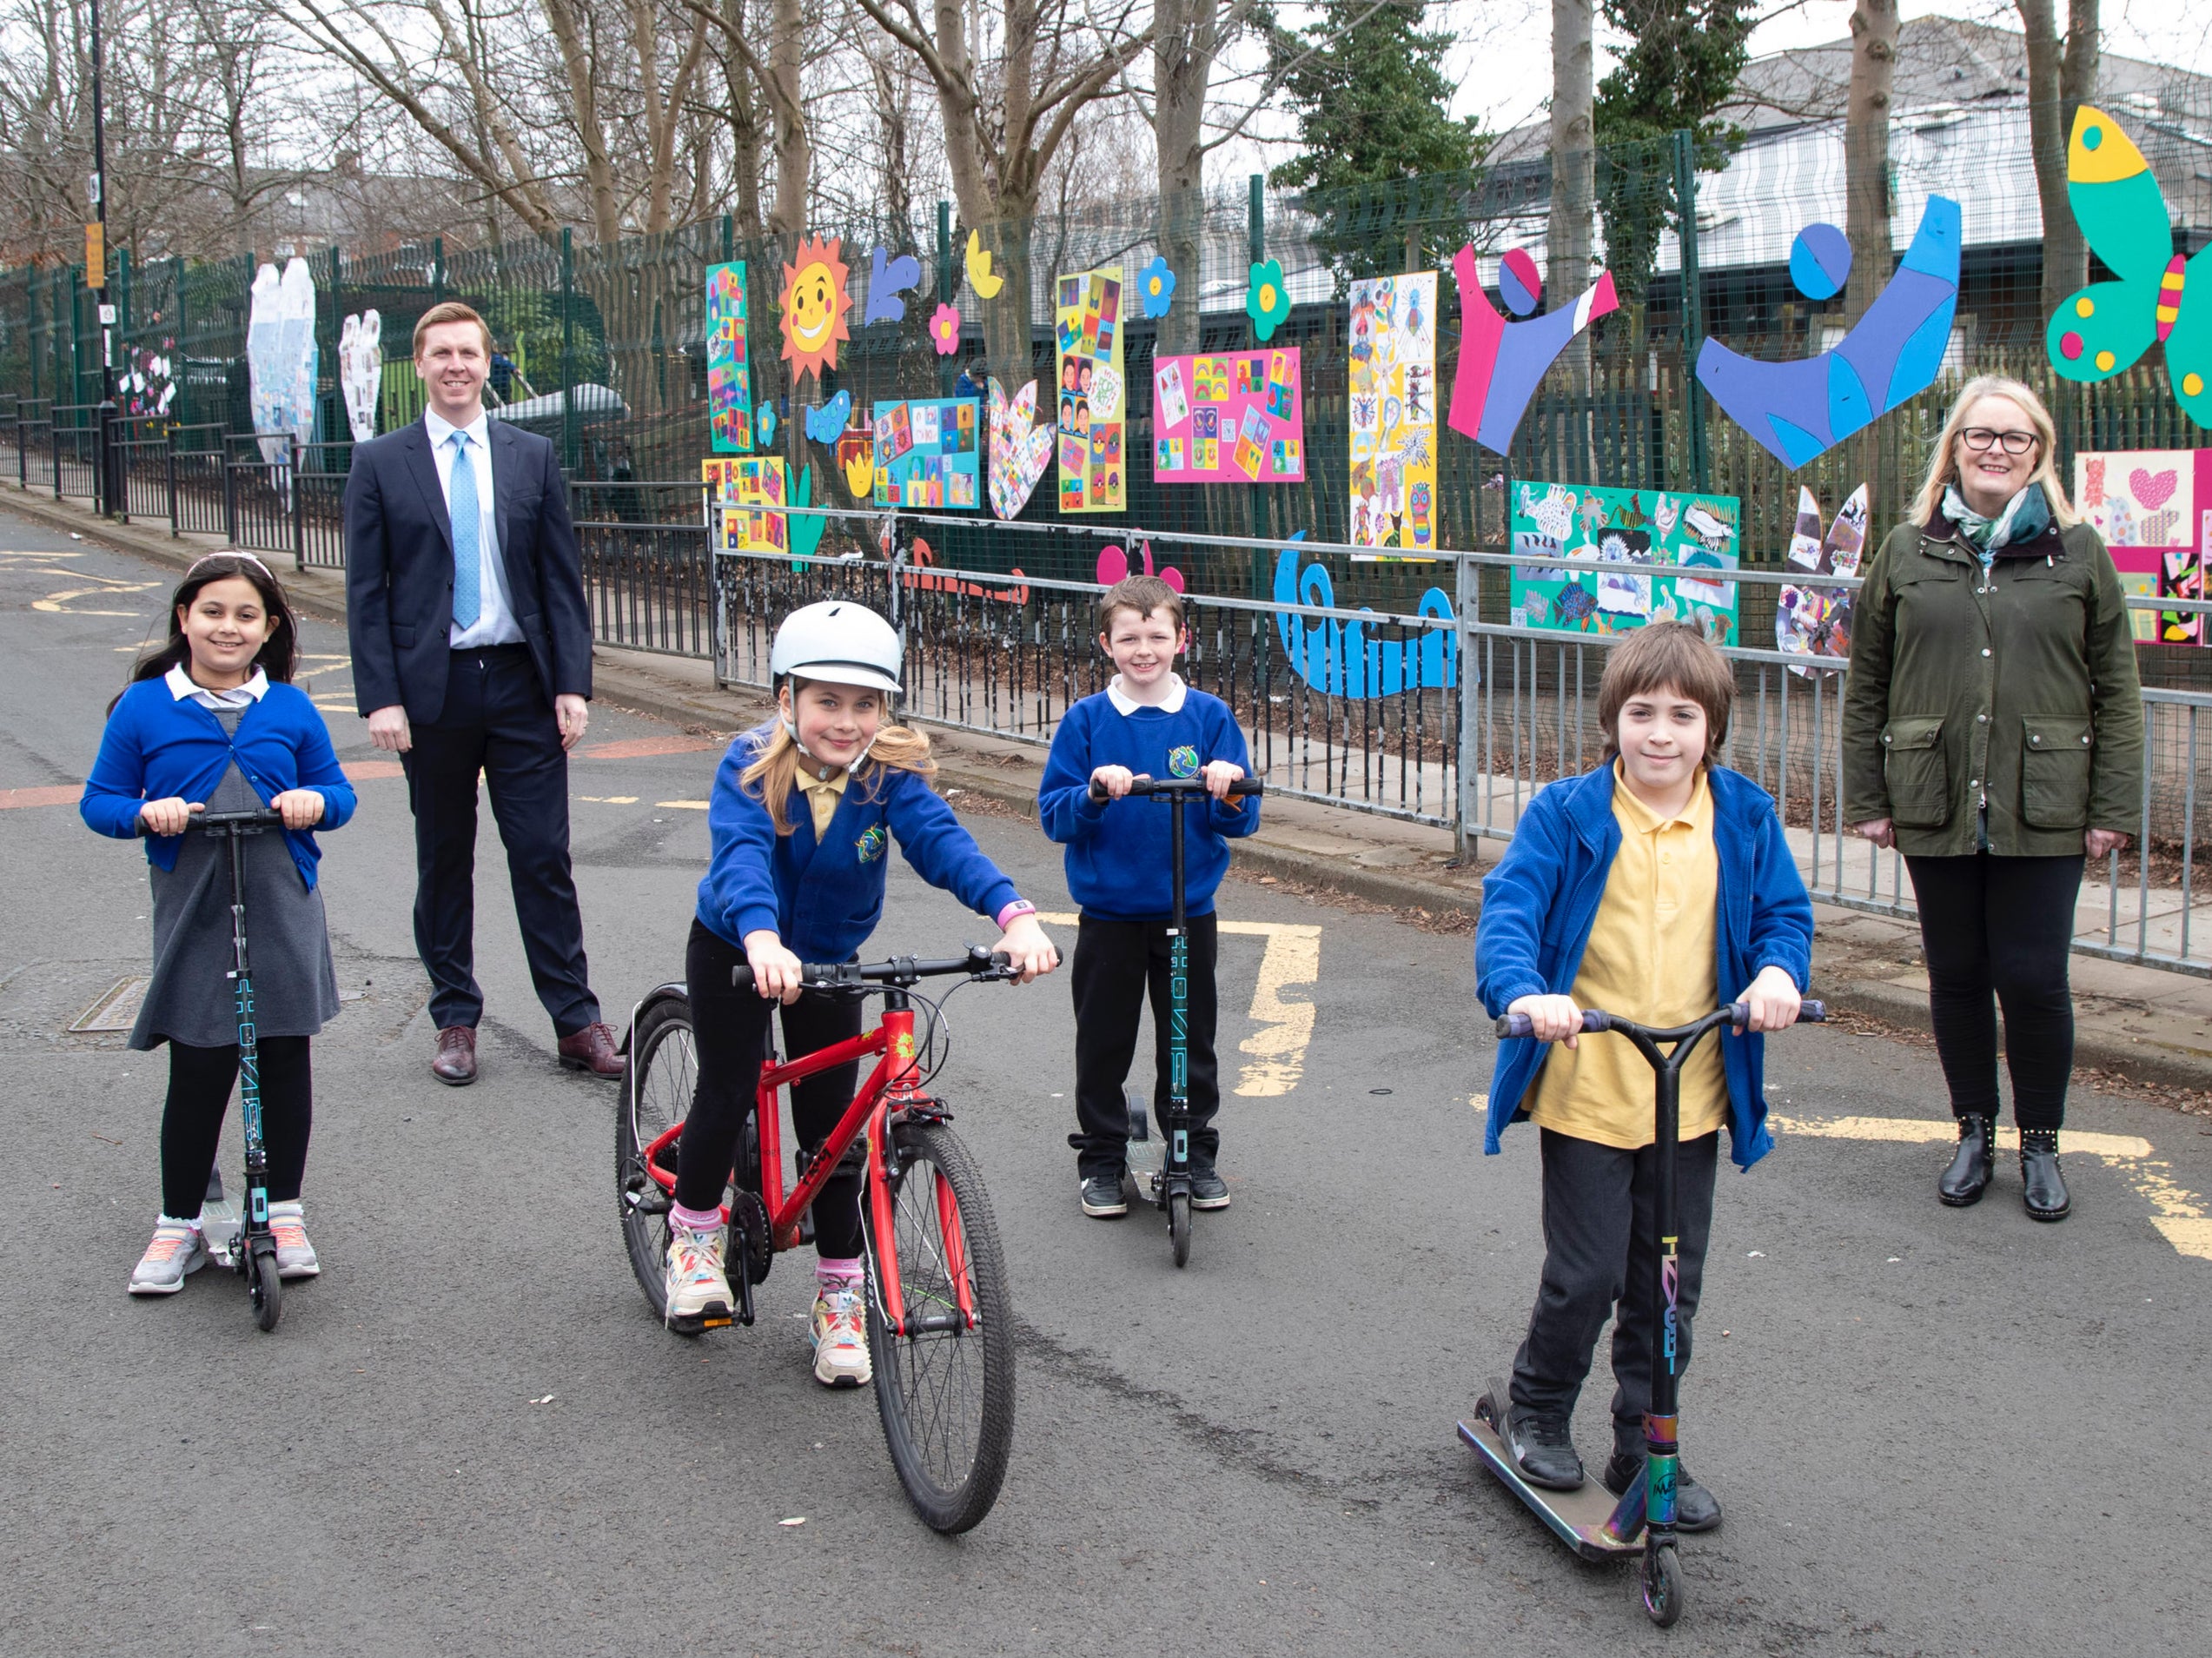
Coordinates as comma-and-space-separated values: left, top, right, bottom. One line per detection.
665, 600, 1058, 1383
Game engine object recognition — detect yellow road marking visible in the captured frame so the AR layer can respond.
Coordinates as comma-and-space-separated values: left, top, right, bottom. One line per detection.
1035, 911, 1320, 1098
579, 795, 640, 805
655, 799, 711, 810
34, 579, 158, 615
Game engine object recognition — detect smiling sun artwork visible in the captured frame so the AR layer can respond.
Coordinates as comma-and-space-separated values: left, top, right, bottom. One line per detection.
778, 235, 852, 385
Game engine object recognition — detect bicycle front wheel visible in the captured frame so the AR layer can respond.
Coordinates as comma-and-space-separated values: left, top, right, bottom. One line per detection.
866, 1119, 1015, 1533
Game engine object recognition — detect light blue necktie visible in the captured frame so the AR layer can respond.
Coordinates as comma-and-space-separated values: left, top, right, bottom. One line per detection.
448, 430, 481, 630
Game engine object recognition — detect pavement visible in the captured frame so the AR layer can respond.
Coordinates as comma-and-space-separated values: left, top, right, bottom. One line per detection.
5, 494, 2212, 1655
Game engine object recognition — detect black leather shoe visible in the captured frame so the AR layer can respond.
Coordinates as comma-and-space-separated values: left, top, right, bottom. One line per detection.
1939, 1113, 1995, 1206
2020, 1128, 2070, 1221
1504, 1405, 1585, 1491
1605, 1449, 1722, 1533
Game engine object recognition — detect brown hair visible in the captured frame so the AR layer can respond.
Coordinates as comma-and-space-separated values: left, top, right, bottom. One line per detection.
412, 301, 493, 359
739, 686, 938, 836
1907, 374, 2080, 529
112, 553, 301, 714
1097, 574, 1183, 635
1596, 622, 1735, 762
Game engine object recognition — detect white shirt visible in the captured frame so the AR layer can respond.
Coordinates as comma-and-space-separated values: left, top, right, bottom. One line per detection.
423, 406, 523, 648
166, 664, 268, 709
1106, 671, 1187, 716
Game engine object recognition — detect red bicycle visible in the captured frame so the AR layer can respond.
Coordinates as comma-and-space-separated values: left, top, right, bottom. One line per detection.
619, 946, 1019, 1533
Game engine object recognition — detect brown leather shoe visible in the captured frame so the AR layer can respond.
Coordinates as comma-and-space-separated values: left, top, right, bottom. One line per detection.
557, 1020, 626, 1079
432, 1025, 477, 1085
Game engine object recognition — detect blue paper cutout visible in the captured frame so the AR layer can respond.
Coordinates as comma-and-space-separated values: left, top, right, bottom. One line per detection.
1696, 196, 1962, 469
1449, 244, 1620, 456
1139, 255, 1177, 319
864, 246, 924, 324
757, 405, 778, 448
805, 391, 852, 445
1789, 225, 1851, 302
1272, 533, 1458, 696
1499, 249, 1541, 318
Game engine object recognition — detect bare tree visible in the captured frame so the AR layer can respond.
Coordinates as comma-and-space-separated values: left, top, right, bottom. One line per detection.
1549, 0, 1594, 392
1844, 0, 1897, 324
2017, 0, 2098, 319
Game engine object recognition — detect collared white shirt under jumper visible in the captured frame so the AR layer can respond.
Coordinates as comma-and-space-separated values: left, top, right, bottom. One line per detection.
423, 406, 524, 648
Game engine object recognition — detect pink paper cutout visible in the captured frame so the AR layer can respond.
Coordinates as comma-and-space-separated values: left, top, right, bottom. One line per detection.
1096, 541, 1185, 593
2132, 467, 2178, 510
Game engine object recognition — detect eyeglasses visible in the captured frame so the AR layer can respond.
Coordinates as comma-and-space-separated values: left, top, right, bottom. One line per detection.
1959, 427, 2040, 455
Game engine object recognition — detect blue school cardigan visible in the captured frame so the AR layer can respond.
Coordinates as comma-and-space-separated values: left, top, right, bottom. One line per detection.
80, 678, 358, 890
697, 724, 1023, 961
1474, 764, 1812, 1171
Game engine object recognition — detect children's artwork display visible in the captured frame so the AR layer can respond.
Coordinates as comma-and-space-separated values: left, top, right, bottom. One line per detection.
1508, 481, 1742, 643
705, 261, 752, 453
1346, 271, 1438, 553
703, 456, 787, 554
1151, 348, 1305, 483
247, 256, 319, 467
1774, 484, 1869, 673
871, 397, 981, 509
338, 310, 381, 441
1055, 266, 1126, 513
1448, 245, 1619, 456
987, 377, 1054, 520
2075, 449, 2211, 643
778, 236, 851, 385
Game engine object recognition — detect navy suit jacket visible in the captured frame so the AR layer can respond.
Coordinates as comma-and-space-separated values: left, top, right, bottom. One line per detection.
343, 416, 593, 725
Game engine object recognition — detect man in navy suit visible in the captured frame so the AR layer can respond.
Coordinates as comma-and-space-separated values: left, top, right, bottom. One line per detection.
345, 301, 623, 1084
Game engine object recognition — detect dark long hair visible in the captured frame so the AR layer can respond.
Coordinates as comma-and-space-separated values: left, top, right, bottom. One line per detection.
113, 554, 301, 713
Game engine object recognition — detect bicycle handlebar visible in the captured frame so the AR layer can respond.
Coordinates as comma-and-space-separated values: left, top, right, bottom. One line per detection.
1494, 1000, 1829, 1039
1087, 775, 1266, 803
733, 944, 1016, 993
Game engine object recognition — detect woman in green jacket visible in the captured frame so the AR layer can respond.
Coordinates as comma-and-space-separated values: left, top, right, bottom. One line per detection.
1843, 375, 2142, 1223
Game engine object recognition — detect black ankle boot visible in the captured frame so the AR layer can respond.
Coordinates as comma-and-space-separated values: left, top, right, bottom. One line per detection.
2020, 1128, 2070, 1222
1939, 1114, 1996, 1207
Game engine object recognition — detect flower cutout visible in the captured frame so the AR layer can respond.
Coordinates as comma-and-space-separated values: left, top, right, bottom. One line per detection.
756, 405, 777, 448
1247, 258, 1291, 342
929, 302, 962, 357
1139, 255, 1176, 320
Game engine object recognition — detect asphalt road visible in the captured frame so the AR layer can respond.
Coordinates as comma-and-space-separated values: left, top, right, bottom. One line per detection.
5, 505, 2209, 1657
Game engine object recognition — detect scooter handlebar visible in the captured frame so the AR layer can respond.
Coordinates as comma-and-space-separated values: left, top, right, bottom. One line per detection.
137, 805, 288, 835
1087, 775, 1266, 803
1493, 1000, 1828, 1039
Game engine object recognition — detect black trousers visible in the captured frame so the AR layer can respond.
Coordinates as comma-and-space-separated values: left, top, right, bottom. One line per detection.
401, 645, 598, 1037
672, 919, 866, 1257
162, 1036, 312, 1219
1511, 1128, 1719, 1456
1904, 853, 2082, 1131
1068, 912, 1221, 1178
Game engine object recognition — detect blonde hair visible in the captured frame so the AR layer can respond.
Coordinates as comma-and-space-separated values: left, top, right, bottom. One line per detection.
413, 301, 494, 359
740, 703, 938, 835
1908, 375, 2080, 530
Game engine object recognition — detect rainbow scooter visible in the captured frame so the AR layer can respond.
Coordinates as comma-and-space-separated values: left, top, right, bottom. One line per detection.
1460, 998, 1825, 1626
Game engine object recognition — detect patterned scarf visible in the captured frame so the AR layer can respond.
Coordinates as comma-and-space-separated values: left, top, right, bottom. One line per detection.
1942, 481, 2051, 561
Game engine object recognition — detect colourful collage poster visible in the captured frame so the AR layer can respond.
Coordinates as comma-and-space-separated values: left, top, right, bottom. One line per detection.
705, 261, 752, 454
871, 398, 981, 509
1347, 271, 1439, 554
2075, 449, 2209, 644
1508, 481, 1743, 645
1055, 266, 1126, 513
703, 456, 786, 553
1152, 348, 1305, 484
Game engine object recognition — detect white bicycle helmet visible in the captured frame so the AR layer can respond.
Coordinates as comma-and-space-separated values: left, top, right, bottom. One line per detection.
767, 600, 904, 695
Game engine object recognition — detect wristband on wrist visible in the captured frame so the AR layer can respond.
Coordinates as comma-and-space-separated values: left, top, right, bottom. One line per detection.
995, 899, 1037, 930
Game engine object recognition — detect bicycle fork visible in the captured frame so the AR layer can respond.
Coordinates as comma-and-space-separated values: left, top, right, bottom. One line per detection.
864, 1000, 977, 1339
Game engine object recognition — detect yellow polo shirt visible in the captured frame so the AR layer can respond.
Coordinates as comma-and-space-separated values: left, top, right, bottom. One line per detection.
797, 766, 849, 838
1527, 761, 1727, 1148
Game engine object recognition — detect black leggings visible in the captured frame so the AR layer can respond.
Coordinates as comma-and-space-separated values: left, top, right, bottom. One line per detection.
1904, 853, 2083, 1131
672, 919, 865, 1257
161, 1036, 312, 1218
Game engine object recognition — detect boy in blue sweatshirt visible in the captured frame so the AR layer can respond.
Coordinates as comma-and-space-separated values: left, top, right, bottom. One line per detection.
1038, 574, 1262, 1217
1475, 622, 1811, 1532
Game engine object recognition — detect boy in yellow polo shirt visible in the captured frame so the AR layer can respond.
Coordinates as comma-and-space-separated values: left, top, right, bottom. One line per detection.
1475, 622, 1811, 1531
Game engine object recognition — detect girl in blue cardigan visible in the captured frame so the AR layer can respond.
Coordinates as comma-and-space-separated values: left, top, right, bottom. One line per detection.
82, 554, 356, 1297
667, 601, 1057, 1385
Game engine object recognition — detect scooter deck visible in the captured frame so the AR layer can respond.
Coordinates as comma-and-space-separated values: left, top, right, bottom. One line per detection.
1459, 1383, 1646, 1562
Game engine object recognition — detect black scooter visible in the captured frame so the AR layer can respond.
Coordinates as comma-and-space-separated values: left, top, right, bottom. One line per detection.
1460, 998, 1825, 1626
1087, 773, 1263, 1267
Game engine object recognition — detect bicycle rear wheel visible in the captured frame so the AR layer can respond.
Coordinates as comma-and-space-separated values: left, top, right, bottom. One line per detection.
866, 1119, 1015, 1533
618, 995, 693, 1318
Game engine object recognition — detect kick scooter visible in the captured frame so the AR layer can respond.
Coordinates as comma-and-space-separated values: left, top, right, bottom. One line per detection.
1460, 997, 1825, 1626
1086, 773, 1264, 1268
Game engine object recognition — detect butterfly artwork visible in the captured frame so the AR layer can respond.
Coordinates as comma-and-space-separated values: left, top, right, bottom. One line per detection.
864, 247, 924, 325
1775, 484, 1870, 675
805, 391, 853, 446
2044, 107, 2212, 428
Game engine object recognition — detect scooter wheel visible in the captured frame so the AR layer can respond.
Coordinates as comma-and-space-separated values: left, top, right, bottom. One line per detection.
252, 1250, 283, 1333
1169, 1190, 1191, 1269
1641, 1542, 1684, 1627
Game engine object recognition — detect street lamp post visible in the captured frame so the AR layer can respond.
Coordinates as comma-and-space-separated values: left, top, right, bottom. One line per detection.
88, 0, 122, 516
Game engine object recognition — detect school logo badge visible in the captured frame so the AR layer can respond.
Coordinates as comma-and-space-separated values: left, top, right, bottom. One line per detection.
855, 824, 887, 864
1167, 744, 1201, 779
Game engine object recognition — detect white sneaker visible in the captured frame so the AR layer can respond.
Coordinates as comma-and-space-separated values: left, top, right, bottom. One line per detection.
664, 1224, 734, 1330
810, 1283, 873, 1387
268, 1201, 320, 1279
129, 1219, 208, 1296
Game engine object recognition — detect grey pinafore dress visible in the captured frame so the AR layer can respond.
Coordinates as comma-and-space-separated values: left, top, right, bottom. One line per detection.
128, 705, 341, 1051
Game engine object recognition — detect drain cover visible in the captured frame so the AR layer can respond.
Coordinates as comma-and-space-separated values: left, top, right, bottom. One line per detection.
70, 976, 149, 1033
